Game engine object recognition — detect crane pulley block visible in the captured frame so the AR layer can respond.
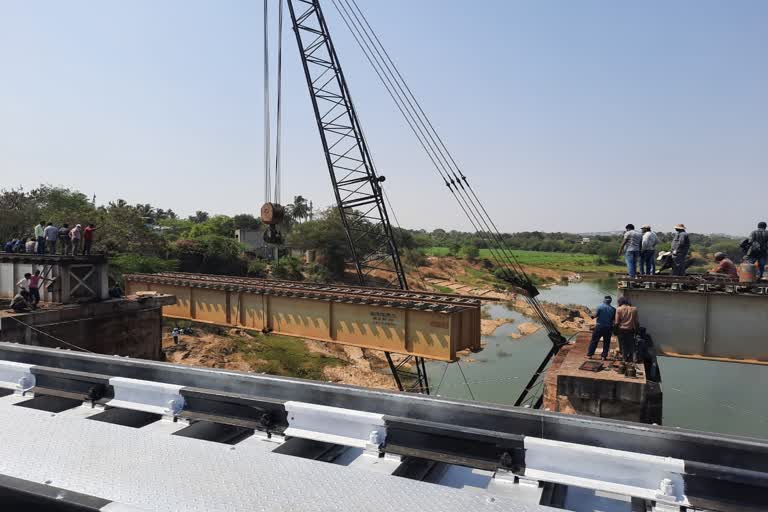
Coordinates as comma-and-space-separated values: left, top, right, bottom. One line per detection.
261, 202, 286, 225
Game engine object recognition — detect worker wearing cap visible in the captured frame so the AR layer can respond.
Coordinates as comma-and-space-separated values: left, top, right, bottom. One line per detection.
640, 225, 658, 275
709, 252, 738, 279
670, 224, 690, 276
587, 296, 615, 360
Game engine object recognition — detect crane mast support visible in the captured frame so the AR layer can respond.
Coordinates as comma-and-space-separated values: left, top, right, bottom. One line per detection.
286, 0, 427, 393
286, 0, 407, 290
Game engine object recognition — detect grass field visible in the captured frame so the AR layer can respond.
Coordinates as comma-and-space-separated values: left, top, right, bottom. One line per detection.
232, 333, 345, 380
425, 247, 625, 273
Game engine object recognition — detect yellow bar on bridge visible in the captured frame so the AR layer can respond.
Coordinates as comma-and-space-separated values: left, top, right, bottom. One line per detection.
125, 272, 483, 362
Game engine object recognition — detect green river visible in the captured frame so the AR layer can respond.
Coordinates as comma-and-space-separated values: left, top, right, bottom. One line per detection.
427, 278, 768, 439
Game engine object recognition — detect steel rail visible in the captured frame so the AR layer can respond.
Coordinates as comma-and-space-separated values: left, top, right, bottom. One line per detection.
149, 271, 483, 305
126, 273, 482, 312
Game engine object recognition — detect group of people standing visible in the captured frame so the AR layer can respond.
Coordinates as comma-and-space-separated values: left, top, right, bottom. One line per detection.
3, 222, 97, 256
587, 295, 640, 362
619, 221, 768, 280
619, 223, 689, 278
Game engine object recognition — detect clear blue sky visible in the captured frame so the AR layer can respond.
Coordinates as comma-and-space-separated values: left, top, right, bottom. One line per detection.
1, 1, 766, 235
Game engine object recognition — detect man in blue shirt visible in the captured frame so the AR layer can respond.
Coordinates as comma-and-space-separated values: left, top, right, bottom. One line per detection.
587, 296, 616, 360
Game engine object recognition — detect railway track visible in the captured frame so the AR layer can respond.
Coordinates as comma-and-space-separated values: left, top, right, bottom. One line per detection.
127, 271, 484, 313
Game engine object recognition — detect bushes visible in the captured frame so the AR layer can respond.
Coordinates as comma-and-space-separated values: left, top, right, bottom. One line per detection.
173, 236, 247, 275
305, 263, 330, 283
273, 257, 304, 281
247, 259, 268, 278
402, 248, 427, 267
460, 245, 479, 262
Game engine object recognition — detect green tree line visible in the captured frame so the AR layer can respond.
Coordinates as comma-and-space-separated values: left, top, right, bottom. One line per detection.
2, 185, 745, 284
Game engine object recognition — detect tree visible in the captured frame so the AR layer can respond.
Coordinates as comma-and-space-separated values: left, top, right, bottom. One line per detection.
286, 208, 350, 278
0, 187, 36, 240
233, 213, 262, 231
287, 196, 310, 224
187, 215, 236, 238
172, 235, 246, 275
460, 245, 479, 262
189, 211, 209, 224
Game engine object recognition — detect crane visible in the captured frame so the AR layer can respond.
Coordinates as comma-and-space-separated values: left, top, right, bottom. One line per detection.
267, 0, 567, 406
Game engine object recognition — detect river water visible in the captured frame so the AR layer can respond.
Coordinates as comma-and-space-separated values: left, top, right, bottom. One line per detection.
427, 278, 768, 439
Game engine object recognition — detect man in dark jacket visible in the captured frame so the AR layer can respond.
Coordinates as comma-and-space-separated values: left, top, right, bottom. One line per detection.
587, 296, 616, 360
748, 221, 768, 279
670, 224, 690, 276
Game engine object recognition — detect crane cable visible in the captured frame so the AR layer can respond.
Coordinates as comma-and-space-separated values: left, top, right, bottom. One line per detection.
331, 0, 530, 283
263, 0, 272, 204
330, 0, 562, 338
274, 0, 284, 205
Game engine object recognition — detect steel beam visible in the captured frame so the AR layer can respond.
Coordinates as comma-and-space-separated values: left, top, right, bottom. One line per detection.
124, 273, 481, 362
621, 287, 768, 363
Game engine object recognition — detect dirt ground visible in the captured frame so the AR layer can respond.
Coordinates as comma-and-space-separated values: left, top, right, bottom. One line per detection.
163, 331, 255, 372
163, 330, 400, 391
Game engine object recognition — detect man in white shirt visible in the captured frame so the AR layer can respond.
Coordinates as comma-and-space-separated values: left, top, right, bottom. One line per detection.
640, 225, 659, 275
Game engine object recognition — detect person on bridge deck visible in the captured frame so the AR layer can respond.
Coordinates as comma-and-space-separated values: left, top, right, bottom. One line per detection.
670, 224, 690, 276
10, 292, 31, 313
172, 327, 180, 345
747, 221, 768, 279
24, 238, 36, 254
709, 252, 738, 280
69, 224, 82, 256
640, 225, 658, 275
34, 221, 45, 255
618, 224, 642, 279
58, 223, 71, 255
12, 239, 23, 253
614, 297, 639, 362
83, 223, 97, 255
15, 273, 32, 303
27, 270, 49, 309
3, 240, 13, 252
587, 296, 615, 360
44, 222, 58, 255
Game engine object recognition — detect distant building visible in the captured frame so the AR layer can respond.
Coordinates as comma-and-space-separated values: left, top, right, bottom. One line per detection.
581, 237, 591, 244
235, 229, 267, 253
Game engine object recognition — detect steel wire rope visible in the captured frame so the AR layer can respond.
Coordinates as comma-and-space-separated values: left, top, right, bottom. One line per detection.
343, 0, 533, 281
328, 0, 505, 274
332, 0, 564, 355
274, 0, 285, 205
6, 315, 93, 353
333, 0, 517, 265
330, 0, 539, 300
433, 362, 450, 395
330, 0, 532, 298
263, 0, 272, 204
455, 360, 476, 401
